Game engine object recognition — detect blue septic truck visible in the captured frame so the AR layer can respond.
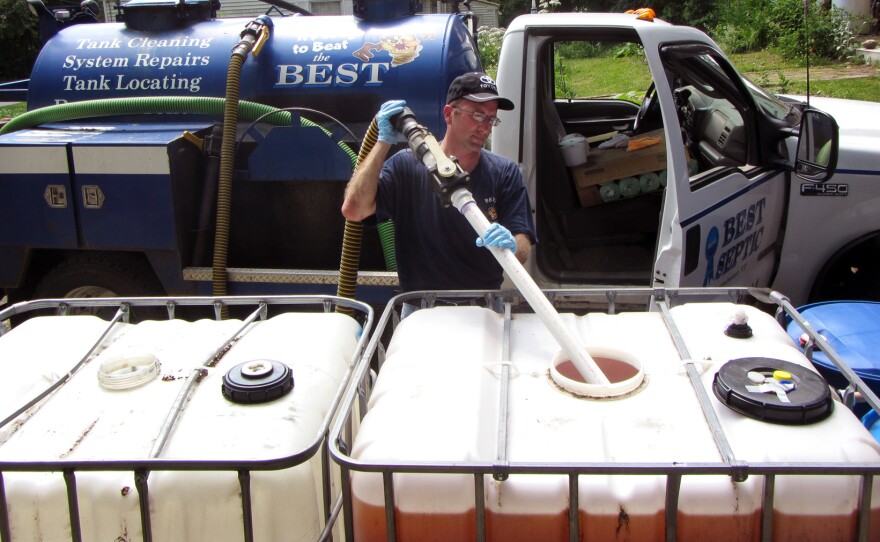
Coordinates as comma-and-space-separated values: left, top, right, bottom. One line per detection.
0, 0, 481, 310
4, 0, 879, 316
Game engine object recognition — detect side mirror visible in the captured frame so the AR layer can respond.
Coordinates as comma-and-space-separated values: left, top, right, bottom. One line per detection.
795, 108, 838, 182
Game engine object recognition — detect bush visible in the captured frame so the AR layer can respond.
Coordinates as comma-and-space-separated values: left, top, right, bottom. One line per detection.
556, 40, 606, 59
713, 0, 860, 61
772, 0, 858, 61
713, 0, 773, 53
610, 0, 722, 31
0, 0, 40, 81
477, 25, 506, 70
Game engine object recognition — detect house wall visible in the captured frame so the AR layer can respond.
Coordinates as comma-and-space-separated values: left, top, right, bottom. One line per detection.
216, 0, 499, 26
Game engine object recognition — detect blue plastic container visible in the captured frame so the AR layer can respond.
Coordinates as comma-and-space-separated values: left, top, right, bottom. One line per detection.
861, 409, 880, 442
785, 300, 880, 400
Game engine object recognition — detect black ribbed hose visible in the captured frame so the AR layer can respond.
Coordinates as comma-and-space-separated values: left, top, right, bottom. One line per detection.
336, 116, 398, 314
212, 49, 246, 318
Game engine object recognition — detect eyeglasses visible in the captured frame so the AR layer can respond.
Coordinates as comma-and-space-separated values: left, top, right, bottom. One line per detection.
451, 106, 502, 127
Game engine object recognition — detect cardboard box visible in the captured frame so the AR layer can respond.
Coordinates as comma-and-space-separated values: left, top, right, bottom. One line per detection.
570, 129, 667, 206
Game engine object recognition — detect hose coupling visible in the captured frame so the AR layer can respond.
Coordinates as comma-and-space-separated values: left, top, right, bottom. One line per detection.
392, 106, 471, 207
233, 15, 273, 58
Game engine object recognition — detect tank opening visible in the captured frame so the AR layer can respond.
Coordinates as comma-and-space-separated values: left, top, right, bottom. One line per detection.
550, 346, 644, 398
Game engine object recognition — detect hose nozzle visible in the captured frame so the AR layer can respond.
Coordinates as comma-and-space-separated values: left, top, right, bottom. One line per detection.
391, 106, 471, 207
234, 15, 273, 58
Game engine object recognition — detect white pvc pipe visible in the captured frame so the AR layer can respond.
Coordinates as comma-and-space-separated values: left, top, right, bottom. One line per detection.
451, 189, 610, 385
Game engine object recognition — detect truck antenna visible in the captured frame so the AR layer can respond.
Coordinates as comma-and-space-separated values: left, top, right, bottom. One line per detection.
804, 0, 811, 105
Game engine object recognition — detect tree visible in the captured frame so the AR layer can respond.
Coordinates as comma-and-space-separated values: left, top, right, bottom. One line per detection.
0, 0, 41, 81
498, 0, 532, 26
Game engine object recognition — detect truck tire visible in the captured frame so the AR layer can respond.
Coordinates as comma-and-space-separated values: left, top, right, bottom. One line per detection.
810, 236, 880, 302
32, 253, 165, 320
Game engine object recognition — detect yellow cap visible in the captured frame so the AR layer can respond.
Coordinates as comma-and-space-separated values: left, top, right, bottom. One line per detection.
773, 370, 792, 381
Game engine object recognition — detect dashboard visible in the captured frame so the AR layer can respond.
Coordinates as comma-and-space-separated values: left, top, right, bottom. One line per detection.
674, 85, 748, 170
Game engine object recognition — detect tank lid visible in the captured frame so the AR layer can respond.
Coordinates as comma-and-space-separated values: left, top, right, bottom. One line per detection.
352, 0, 420, 21
712, 357, 833, 425
120, 0, 216, 31
222, 359, 294, 404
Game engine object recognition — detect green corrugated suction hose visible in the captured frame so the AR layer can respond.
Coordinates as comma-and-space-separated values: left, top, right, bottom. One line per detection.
2, 95, 398, 308
0, 96, 292, 136
376, 220, 397, 270
0, 97, 359, 167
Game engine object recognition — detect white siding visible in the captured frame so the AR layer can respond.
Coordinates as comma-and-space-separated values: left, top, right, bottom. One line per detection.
427, 0, 499, 27
216, 0, 309, 18
217, 0, 498, 25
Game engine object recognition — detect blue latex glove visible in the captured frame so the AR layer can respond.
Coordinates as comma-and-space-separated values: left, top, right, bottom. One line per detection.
476, 223, 517, 251
377, 99, 406, 143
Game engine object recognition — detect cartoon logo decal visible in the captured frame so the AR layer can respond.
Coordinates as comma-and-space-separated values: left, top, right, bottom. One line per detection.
275, 31, 437, 88
353, 33, 436, 66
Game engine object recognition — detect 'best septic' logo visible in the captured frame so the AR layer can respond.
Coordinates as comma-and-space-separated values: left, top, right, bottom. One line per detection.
703, 198, 767, 285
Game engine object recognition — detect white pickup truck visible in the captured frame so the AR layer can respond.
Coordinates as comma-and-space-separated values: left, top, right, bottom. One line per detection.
0, 6, 875, 312
493, 12, 879, 306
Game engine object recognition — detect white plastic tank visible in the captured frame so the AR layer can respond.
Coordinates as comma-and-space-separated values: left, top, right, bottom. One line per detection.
0, 310, 363, 541
349, 303, 880, 541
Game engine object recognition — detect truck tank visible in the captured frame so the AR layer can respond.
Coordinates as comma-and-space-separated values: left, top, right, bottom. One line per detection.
0, 0, 482, 303
26, 0, 480, 136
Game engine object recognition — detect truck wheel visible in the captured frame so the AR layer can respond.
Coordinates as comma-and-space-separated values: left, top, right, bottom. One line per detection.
810, 237, 880, 302
32, 253, 165, 320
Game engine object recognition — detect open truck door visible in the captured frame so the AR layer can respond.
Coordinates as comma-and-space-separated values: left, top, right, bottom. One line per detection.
496, 17, 837, 294
650, 43, 794, 290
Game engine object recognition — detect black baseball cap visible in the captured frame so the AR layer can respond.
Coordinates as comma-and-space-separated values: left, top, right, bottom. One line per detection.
446, 72, 514, 110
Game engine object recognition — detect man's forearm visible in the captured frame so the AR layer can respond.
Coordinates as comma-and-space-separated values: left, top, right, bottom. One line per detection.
341, 142, 391, 221
514, 233, 532, 264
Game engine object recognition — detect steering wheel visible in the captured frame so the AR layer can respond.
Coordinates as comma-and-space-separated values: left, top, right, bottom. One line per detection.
631, 82, 658, 134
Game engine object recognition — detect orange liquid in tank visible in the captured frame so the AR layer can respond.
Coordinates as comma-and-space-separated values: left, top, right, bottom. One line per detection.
353, 500, 879, 541
673, 510, 761, 541
352, 500, 477, 542
352, 502, 570, 542
556, 356, 639, 384
770, 509, 880, 542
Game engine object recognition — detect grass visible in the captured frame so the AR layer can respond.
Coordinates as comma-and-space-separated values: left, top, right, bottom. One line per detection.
0, 102, 25, 118
560, 55, 653, 98
781, 76, 880, 100
726, 49, 843, 72
730, 49, 880, 100
2, 50, 877, 122
557, 48, 879, 103
553, 55, 662, 99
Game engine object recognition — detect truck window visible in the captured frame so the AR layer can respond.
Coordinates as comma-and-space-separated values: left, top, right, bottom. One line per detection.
548, 39, 658, 138
659, 45, 760, 190
534, 36, 665, 287
552, 40, 653, 104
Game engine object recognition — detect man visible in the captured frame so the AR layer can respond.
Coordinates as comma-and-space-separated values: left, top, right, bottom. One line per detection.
341, 71, 536, 293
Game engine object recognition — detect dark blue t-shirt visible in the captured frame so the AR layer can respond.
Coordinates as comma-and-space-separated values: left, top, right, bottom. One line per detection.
376, 149, 537, 292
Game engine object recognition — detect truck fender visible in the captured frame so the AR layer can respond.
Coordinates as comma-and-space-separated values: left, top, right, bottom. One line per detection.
809, 231, 880, 302
30, 252, 166, 319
